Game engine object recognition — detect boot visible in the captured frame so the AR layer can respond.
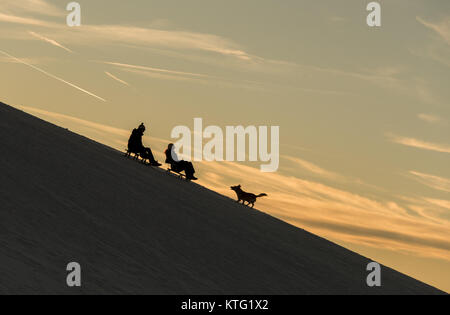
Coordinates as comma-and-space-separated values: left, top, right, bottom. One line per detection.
150, 160, 162, 167
186, 173, 198, 181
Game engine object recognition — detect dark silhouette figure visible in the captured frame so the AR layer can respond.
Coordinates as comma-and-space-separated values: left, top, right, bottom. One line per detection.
127, 123, 144, 155
165, 143, 197, 181
127, 123, 161, 167
230, 185, 267, 208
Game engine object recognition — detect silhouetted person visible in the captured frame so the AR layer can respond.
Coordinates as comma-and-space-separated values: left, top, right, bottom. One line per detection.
128, 123, 144, 153
165, 143, 197, 181
128, 123, 161, 166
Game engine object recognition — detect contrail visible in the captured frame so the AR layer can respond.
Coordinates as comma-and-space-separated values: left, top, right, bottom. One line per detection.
28, 31, 74, 53
105, 71, 130, 86
100, 61, 210, 78
0, 50, 106, 102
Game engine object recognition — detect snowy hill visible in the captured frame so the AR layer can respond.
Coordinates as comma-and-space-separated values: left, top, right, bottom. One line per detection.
0, 102, 444, 294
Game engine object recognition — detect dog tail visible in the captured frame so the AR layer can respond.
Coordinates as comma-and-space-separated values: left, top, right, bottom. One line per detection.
256, 193, 267, 198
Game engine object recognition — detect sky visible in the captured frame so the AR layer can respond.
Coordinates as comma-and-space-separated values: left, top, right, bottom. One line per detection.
0, 0, 449, 292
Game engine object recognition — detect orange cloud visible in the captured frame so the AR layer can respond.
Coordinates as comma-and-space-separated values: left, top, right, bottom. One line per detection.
409, 171, 450, 193
388, 134, 450, 154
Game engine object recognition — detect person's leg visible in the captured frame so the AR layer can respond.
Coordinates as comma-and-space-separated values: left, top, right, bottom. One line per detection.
137, 146, 145, 156
145, 147, 161, 166
186, 162, 195, 175
129, 142, 139, 155
171, 162, 184, 173
182, 161, 197, 180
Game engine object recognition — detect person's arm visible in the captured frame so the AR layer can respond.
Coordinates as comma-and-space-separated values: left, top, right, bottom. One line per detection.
164, 149, 171, 164
171, 148, 179, 162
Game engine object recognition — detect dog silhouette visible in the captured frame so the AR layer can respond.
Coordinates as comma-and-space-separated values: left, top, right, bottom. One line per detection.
230, 185, 267, 208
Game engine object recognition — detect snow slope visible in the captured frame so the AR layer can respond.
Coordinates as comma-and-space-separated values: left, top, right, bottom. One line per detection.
0, 102, 444, 294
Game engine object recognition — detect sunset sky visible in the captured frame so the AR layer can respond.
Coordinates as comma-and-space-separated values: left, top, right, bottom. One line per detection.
1, 0, 449, 292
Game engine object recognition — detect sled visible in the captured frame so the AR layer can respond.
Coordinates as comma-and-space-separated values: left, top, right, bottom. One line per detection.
124, 149, 140, 160
166, 168, 187, 180
124, 149, 149, 165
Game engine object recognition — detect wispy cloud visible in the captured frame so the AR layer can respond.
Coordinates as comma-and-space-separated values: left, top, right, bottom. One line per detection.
62, 25, 253, 61
100, 61, 210, 78
298, 63, 403, 88
424, 198, 450, 211
417, 16, 450, 44
29, 31, 73, 53
0, 55, 39, 65
0, 50, 106, 102
101, 60, 268, 90
120, 67, 207, 84
0, 0, 63, 17
388, 134, 450, 154
282, 155, 340, 180
418, 113, 441, 123
409, 44, 450, 68
1, 3, 406, 88
409, 171, 450, 193
105, 71, 130, 86
0, 12, 54, 26
0, 6, 253, 61
402, 196, 450, 225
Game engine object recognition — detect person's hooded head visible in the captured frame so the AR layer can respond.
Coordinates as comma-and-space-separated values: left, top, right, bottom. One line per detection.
138, 123, 146, 133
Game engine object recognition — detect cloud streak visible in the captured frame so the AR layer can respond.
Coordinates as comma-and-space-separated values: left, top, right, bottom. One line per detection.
282, 155, 340, 180
409, 171, 450, 193
0, 50, 106, 102
52, 25, 254, 61
0, 0, 63, 17
417, 16, 450, 44
418, 113, 441, 123
0, 55, 39, 65
101, 61, 210, 78
101, 60, 267, 90
388, 134, 450, 154
0, 12, 54, 26
0, 9, 254, 62
29, 31, 73, 53
105, 71, 130, 86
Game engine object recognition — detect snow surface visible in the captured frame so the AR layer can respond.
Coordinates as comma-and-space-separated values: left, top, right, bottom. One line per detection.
0, 102, 444, 294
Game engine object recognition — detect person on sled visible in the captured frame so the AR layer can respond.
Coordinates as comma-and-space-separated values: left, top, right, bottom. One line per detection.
128, 123, 161, 167
165, 143, 197, 181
